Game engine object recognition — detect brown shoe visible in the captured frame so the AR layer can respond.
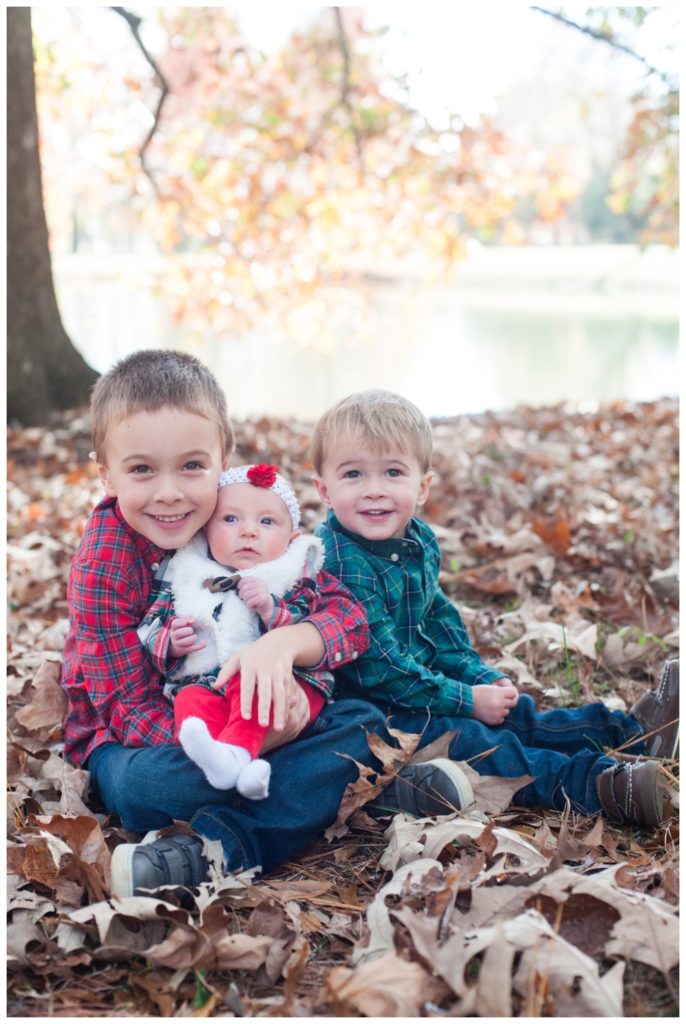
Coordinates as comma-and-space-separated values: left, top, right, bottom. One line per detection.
596, 760, 672, 828
630, 658, 679, 759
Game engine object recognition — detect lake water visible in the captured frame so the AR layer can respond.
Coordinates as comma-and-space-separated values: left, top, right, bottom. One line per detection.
54, 246, 679, 420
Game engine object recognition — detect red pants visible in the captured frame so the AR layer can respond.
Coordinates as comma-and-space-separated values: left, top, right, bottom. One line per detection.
173, 673, 325, 758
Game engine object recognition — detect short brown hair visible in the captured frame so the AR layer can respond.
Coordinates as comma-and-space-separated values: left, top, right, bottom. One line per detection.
311, 390, 433, 473
91, 349, 234, 462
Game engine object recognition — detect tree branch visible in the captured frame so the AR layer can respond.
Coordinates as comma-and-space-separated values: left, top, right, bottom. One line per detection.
333, 7, 364, 168
299, 8, 366, 168
531, 7, 676, 90
111, 6, 170, 189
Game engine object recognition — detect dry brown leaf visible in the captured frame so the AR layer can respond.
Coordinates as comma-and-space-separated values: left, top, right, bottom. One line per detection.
406, 728, 457, 763
7, 908, 52, 967
532, 511, 572, 554
14, 658, 67, 734
524, 864, 679, 971
461, 763, 536, 815
356, 857, 442, 964
526, 892, 621, 958
380, 814, 550, 875
510, 910, 625, 1016
474, 922, 516, 1016
130, 969, 177, 1016
326, 951, 446, 1016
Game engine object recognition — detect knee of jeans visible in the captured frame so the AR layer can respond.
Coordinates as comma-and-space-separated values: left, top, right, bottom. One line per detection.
312, 698, 386, 733
509, 692, 537, 722
113, 784, 175, 832
90, 749, 173, 831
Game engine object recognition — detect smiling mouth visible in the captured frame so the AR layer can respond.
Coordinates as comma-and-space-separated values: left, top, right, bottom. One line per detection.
360, 510, 392, 517
151, 512, 191, 524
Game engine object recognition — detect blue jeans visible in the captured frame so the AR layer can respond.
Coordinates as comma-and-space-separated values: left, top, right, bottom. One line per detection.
87, 698, 387, 875
390, 693, 645, 815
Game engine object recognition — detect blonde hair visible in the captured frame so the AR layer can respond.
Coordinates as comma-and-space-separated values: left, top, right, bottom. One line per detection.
91, 350, 234, 462
311, 390, 433, 473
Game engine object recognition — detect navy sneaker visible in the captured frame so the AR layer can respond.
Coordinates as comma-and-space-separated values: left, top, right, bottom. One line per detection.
110, 832, 209, 900
368, 757, 474, 818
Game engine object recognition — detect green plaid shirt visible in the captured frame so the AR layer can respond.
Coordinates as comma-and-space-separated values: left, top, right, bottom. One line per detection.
315, 512, 504, 716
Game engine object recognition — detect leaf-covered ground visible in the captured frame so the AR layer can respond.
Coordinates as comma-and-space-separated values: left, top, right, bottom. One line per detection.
7, 398, 679, 1017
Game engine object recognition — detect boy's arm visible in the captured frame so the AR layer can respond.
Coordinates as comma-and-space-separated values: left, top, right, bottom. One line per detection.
70, 558, 175, 746
214, 571, 368, 729
423, 587, 508, 688
266, 578, 320, 630
334, 583, 496, 716
293, 569, 369, 668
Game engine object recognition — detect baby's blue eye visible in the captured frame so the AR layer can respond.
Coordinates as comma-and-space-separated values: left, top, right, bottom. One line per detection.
223, 514, 238, 523
261, 517, 275, 526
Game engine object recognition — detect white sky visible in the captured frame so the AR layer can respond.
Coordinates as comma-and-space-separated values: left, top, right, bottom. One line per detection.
239, 4, 556, 121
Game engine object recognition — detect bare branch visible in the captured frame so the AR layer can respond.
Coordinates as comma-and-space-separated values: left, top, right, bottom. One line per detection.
333, 7, 364, 168
531, 7, 677, 90
111, 6, 170, 189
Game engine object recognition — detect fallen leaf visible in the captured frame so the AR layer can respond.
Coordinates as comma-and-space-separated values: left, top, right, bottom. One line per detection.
14, 658, 67, 734
326, 951, 446, 1016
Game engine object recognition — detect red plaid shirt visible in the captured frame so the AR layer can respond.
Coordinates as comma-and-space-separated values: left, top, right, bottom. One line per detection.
61, 497, 370, 766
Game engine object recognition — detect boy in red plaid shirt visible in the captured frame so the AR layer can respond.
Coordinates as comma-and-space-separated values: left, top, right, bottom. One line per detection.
62, 351, 465, 900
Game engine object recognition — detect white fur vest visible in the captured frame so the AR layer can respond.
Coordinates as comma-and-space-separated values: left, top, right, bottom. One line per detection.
167, 532, 325, 679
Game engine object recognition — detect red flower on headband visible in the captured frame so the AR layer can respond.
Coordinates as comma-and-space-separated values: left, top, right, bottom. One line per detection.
247, 464, 278, 488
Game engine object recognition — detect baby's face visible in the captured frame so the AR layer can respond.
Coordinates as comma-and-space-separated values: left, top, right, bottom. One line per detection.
205, 482, 295, 569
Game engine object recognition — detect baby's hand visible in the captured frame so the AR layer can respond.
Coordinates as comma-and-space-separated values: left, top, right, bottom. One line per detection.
237, 576, 275, 623
472, 682, 519, 726
169, 616, 206, 657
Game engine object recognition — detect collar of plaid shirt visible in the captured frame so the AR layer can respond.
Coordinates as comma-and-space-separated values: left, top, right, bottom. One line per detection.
324, 511, 429, 560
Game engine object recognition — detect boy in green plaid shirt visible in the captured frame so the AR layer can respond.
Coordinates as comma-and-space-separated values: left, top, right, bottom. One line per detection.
312, 390, 678, 827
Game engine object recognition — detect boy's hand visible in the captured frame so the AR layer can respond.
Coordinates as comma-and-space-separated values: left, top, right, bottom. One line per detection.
237, 576, 275, 623
214, 629, 301, 730
472, 682, 519, 726
169, 617, 206, 657
260, 684, 311, 752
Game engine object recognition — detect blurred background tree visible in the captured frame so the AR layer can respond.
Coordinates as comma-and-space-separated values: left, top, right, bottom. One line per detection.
7, 5, 679, 424
533, 7, 678, 242
7, 8, 98, 426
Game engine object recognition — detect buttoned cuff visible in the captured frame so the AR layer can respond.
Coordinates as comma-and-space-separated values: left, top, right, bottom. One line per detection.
307, 620, 363, 672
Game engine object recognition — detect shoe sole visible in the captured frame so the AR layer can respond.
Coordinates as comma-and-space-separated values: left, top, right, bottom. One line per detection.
662, 661, 679, 759
110, 844, 136, 899
668, 722, 679, 760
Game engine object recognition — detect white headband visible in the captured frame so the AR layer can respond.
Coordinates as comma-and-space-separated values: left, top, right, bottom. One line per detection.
217, 464, 300, 529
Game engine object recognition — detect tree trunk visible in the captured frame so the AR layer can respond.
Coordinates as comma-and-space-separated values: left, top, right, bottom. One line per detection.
7, 7, 98, 426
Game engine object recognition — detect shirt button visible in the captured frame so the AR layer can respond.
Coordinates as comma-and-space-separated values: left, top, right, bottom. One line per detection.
151, 562, 159, 571
390, 553, 399, 562
352, 651, 358, 660
334, 653, 342, 662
